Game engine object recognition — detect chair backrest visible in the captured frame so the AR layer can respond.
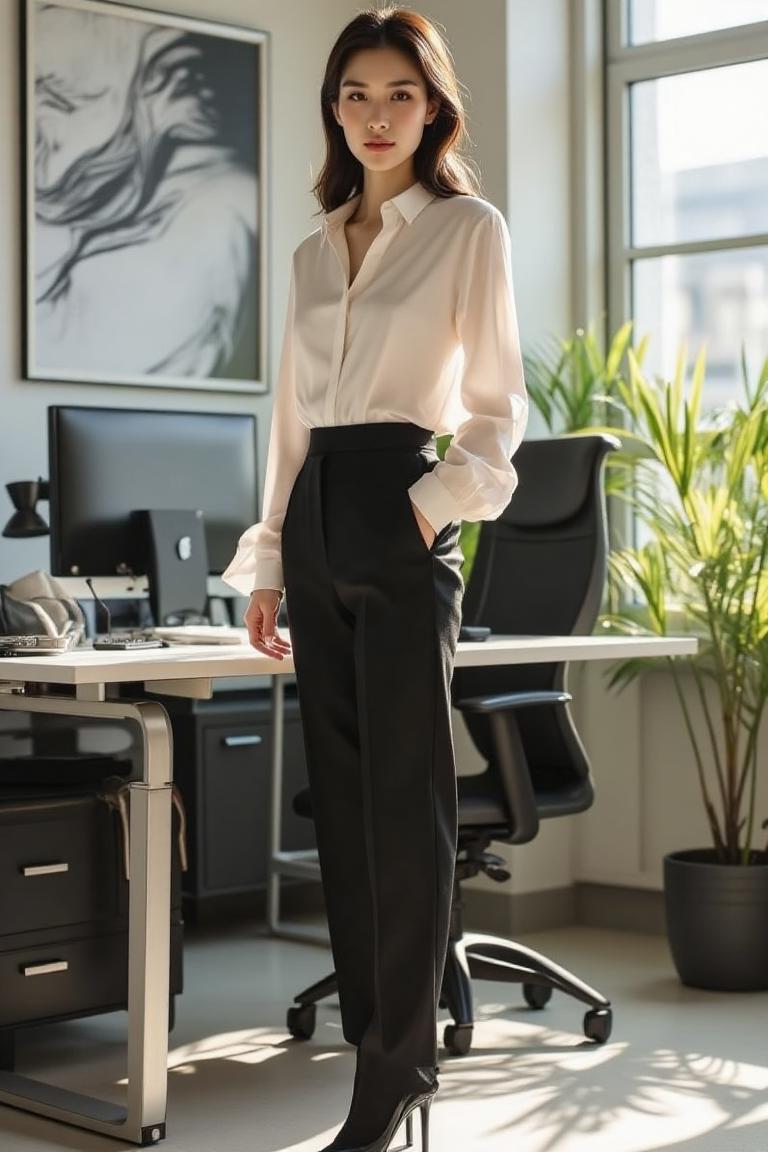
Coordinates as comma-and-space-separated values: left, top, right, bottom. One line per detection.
453, 434, 618, 795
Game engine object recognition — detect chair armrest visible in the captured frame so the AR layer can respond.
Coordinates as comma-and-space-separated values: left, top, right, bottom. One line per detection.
453, 690, 576, 844
453, 690, 571, 714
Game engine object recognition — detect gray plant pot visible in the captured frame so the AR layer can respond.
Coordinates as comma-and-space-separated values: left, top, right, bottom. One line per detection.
664, 848, 768, 991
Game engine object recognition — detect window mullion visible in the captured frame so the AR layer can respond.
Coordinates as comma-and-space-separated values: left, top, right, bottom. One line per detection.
608, 25, 768, 80
627, 233, 768, 262
608, 16, 768, 69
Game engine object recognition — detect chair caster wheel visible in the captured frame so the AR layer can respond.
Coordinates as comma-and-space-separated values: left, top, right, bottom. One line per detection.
443, 1023, 473, 1055
523, 983, 552, 1009
584, 1007, 612, 1043
287, 1004, 316, 1040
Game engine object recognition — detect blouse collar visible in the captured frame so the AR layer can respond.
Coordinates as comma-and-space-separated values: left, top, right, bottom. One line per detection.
320, 180, 435, 241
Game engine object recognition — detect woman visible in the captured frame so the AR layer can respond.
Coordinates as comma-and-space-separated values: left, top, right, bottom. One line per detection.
223, 7, 528, 1150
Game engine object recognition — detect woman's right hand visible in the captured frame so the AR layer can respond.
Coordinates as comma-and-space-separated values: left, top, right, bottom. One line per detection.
244, 589, 292, 659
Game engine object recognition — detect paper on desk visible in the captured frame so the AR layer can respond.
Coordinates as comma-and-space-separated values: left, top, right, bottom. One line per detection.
152, 626, 247, 645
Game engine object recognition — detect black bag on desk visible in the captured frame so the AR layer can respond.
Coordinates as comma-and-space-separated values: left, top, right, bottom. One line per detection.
0, 571, 85, 641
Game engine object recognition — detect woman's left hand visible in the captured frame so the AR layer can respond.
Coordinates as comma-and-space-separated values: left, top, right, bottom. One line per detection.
410, 500, 436, 550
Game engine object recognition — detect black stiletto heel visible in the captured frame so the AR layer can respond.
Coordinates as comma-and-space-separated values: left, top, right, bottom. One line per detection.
320, 1084, 435, 1152
419, 1097, 431, 1152
401, 1093, 431, 1151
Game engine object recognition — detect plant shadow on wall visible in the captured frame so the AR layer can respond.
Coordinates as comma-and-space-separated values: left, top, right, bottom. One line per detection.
525, 320, 768, 992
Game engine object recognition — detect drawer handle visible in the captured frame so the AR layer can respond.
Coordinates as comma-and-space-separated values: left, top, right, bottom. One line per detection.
22, 961, 69, 977
222, 734, 262, 748
22, 862, 70, 877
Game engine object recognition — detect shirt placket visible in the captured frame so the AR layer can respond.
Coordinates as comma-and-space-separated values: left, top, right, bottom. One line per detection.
324, 205, 400, 425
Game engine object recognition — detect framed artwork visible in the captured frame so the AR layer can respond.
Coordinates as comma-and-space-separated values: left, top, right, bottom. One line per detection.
22, 0, 268, 393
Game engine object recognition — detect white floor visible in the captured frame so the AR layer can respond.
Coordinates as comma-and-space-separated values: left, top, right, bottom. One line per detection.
2, 922, 767, 1152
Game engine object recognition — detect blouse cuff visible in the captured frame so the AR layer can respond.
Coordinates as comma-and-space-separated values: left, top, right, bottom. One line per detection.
407, 471, 461, 535
221, 555, 284, 598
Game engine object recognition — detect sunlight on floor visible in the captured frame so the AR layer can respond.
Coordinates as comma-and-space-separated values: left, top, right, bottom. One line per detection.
8, 928, 768, 1152
434, 1023, 768, 1152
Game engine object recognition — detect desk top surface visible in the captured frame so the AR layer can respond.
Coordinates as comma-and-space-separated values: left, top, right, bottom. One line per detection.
0, 632, 697, 687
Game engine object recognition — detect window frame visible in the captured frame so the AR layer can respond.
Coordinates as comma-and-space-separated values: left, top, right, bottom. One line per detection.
605, 3, 768, 353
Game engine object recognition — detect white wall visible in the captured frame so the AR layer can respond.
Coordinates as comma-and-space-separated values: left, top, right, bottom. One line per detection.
577, 664, 768, 889
506, 0, 574, 356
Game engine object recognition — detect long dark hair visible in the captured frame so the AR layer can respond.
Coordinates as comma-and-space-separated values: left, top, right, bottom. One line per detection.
313, 5, 481, 214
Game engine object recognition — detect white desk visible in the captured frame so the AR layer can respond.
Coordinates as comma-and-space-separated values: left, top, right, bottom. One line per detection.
0, 631, 696, 1145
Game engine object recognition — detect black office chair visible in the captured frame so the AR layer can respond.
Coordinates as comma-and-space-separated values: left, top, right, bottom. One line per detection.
286, 433, 620, 1054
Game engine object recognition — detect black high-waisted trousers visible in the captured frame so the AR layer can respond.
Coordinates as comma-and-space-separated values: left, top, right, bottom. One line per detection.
281, 421, 464, 1089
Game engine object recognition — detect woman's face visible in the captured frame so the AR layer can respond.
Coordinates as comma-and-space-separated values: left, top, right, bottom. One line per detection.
332, 46, 439, 174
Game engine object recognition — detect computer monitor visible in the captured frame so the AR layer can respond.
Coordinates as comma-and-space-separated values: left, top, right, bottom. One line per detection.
48, 405, 258, 580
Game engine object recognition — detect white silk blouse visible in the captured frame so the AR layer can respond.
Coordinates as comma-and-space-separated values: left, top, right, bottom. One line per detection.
222, 178, 528, 596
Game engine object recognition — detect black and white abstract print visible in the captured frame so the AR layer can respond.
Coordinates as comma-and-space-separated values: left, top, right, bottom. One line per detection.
25, 0, 265, 390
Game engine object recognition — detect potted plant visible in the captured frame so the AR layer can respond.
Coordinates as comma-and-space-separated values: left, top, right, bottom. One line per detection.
596, 346, 768, 990
522, 319, 651, 611
523, 318, 643, 435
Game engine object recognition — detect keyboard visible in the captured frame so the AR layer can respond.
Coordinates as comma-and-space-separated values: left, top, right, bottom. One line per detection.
92, 634, 166, 650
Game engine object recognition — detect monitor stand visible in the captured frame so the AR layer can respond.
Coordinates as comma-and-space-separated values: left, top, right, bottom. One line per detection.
133, 509, 209, 627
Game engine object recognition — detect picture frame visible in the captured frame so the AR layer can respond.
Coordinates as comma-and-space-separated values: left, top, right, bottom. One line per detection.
22, 0, 269, 393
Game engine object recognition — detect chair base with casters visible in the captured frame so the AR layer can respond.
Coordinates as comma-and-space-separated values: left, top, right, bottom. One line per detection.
285, 804, 612, 1053
436, 834, 612, 1054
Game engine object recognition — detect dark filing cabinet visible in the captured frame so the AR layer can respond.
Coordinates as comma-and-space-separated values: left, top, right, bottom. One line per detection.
157, 682, 317, 922
0, 764, 184, 1072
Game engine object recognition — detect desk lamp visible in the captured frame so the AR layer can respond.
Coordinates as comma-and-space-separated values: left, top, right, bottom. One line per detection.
2, 480, 50, 538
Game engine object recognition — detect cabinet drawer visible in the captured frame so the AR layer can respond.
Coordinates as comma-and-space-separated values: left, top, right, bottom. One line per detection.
0, 798, 118, 934
202, 722, 269, 891
0, 937, 121, 1027
0, 927, 184, 1028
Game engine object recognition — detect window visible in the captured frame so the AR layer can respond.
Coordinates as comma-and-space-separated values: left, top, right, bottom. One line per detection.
606, 1, 768, 407
628, 0, 768, 45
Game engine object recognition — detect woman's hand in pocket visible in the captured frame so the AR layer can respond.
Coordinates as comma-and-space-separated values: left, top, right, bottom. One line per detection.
409, 499, 436, 550
244, 589, 292, 659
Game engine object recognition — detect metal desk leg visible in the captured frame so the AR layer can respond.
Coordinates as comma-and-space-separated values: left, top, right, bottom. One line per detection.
266, 675, 328, 945
0, 694, 172, 1146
